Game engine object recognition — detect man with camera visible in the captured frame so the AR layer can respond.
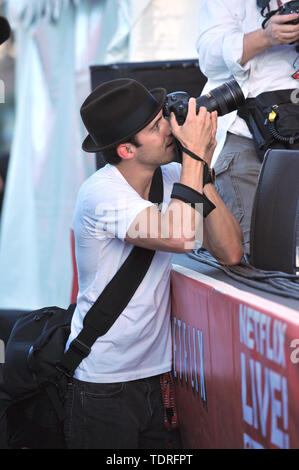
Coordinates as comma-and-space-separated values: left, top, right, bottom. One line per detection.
64, 78, 243, 449
197, 0, 299, 255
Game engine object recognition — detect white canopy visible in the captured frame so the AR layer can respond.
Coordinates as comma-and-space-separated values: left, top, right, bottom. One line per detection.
0, 0, 202, 310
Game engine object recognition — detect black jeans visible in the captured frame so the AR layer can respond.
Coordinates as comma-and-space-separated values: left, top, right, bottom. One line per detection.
64, 374, 168, 449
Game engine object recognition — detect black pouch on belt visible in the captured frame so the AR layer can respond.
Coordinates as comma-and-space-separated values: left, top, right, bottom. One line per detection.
237, 88, 299, 162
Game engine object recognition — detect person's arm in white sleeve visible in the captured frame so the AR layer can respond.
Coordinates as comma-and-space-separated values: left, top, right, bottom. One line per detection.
197, 0, 249, 81
240, 12, 299, 65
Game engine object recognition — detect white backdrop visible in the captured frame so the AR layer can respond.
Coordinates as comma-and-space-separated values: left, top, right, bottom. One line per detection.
129, 0, 202, 61
0, 0, 202, 310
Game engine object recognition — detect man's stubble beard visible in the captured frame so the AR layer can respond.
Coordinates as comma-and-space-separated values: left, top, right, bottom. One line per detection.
138, 144, 176, 167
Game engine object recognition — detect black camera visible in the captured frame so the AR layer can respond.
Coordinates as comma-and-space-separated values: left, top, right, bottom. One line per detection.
163, 80, 245, 163
163, 79, 245, 126
279, 0, 299, 24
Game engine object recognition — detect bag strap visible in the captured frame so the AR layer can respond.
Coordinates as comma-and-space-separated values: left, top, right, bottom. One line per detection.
237, 100, 270, 160
58, 166, 164, 376
256, 0, 280, 28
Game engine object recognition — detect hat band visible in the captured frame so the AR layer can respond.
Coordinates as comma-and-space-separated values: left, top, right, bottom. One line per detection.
90, 94, 161, 148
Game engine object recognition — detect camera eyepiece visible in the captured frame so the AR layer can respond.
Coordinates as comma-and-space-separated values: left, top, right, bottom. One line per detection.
163, 79, 245, 126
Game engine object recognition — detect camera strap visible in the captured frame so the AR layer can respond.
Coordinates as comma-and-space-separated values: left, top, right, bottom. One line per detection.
261, 8, 281, 28
179, 145, 207, 165
256, 0, 282, 28
257, 0, 272, 18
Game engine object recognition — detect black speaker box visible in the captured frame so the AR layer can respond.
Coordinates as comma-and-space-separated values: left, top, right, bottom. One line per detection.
250, 149, 299, 274
90, 59, 207, 168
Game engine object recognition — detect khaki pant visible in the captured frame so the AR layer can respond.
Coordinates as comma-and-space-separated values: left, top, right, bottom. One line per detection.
214, 132, 261, 255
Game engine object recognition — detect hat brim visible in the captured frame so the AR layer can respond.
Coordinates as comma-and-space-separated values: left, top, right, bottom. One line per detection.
82, 87, 167, 153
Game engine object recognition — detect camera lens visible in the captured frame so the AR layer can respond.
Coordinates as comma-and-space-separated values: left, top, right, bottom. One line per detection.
196, 79, 245, 116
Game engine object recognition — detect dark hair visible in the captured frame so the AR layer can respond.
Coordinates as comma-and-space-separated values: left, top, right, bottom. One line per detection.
101, 135, 142, 165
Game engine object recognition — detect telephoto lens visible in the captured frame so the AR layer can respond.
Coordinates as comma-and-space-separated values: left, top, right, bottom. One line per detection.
163, 79, 245, 126
196, 80, 245, 116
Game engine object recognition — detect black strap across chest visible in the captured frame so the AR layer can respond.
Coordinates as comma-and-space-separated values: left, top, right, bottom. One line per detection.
59, 167, 164, 375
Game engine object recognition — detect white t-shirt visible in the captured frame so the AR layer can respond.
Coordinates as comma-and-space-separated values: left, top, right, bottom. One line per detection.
65, 162, 182, 383
197, 0, 298, 165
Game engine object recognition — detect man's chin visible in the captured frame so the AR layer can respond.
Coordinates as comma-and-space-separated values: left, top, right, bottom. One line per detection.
161, 148, 178, 165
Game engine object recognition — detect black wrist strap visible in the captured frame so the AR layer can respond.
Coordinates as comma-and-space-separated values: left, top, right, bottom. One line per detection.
179, 145, 207, 165
178, 144, 215, 186
171, 182, 216, 218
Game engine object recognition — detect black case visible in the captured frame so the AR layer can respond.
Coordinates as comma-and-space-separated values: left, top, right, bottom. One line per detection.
250, 148, 299, 274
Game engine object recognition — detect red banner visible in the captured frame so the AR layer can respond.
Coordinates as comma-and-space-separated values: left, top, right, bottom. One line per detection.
171, 264, 299, 449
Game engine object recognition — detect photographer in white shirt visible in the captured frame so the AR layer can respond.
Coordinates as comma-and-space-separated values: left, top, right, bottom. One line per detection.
197, 0, 299, 254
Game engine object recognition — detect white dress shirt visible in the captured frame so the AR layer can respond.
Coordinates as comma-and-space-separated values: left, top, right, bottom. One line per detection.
197, 0, 299, 165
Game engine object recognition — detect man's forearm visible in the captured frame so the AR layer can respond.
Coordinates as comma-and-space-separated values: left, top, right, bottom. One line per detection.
202, 184, 244, 265
240, 13, 299, 65
163, 158, 204, 250
240, 29, 270, 66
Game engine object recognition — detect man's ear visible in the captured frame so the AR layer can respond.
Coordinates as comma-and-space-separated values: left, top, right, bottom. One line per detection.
117, 143, 135, 160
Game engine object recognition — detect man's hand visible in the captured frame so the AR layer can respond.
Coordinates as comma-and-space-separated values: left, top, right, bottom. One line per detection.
241, 12, 299, 65
169, 98, 217, 166
203, 109, 217, 168
264, 12, 299, 46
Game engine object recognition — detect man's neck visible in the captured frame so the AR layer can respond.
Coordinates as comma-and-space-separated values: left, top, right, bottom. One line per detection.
115, 161, 156, 200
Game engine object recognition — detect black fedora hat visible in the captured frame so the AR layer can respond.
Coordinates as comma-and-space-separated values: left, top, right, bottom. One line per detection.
80, 78, 167, 153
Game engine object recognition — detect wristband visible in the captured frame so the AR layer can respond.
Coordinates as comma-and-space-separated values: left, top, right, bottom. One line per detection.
203, 164, 216, 186
171, 182, 216, 218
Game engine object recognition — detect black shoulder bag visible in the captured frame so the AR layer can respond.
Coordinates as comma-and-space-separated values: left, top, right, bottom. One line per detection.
238, 89, 299, 162
0, 167, 163, 449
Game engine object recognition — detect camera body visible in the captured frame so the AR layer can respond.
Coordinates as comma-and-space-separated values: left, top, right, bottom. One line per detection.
280, 0, 299, 24
163, 92, 190, 126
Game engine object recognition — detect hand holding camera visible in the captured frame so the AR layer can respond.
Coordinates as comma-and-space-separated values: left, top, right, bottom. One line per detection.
164, 79, 245, 166
263, 1, 299, 46
169, 99, 217, 167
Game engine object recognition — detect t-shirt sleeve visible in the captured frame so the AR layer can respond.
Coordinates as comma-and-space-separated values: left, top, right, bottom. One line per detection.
81, 176, 155, 242
197, 0, 251, 81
